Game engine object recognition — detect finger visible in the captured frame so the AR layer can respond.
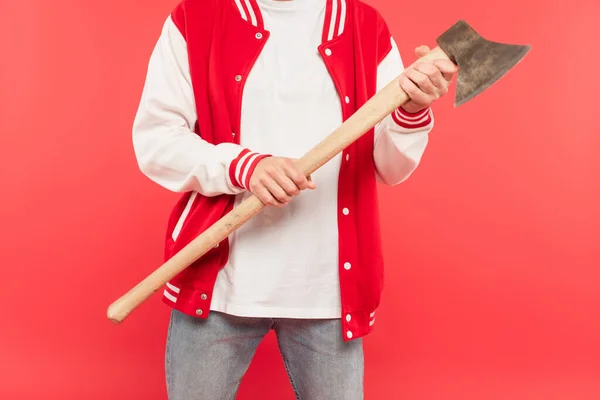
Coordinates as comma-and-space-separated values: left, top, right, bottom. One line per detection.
414, 62, 446, 92
282, 160, 310, 190
272, 168, 301, 196
432, 59, 458, 82
253, 184, 283, 208
263, 177, 292, 204
306, 175, 316, 190
399, 75, 430, 105
403, 68, 436, 95
414, 45, 431, 58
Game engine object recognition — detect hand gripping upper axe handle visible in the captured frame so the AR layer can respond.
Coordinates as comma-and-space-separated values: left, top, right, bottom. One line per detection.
107, 20, 531, 324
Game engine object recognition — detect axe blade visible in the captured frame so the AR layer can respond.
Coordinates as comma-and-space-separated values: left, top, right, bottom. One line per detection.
436, 20, 532, 107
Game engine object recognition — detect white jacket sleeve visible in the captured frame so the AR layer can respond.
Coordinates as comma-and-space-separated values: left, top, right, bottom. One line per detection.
132, 17, 264, 197
373, 37, 434, 186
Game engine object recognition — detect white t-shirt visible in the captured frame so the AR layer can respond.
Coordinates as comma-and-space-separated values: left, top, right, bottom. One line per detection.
211, 0, 345, 318
132, 0, 433, 320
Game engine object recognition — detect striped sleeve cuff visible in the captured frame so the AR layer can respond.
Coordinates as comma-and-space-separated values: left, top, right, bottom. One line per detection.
392, 107, 432, 129
228, 149, 272, 190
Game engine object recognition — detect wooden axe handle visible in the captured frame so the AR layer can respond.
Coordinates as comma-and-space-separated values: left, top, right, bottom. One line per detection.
107, 47, 450, 324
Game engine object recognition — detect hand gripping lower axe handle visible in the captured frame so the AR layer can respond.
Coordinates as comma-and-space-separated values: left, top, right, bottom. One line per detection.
107, 20, 531, 324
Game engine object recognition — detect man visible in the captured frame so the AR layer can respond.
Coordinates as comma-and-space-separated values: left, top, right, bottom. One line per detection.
132, 0, 456, 398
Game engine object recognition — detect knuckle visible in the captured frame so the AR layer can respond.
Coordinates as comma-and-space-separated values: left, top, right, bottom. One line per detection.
266, 167, 278, 176
443, 60, 456, 70
407, 85, 420, 95
416, 63, 429, 73
295, 181, 306, 190
283, 183, 295, 193
428, 64, 439, 74
401, 78, 413, 89
293, 173, 305, 183
403, 85, 417, 96
417, 63, 431, 74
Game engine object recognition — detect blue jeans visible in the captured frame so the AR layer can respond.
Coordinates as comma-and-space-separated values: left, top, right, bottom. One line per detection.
165, 309, 364, 399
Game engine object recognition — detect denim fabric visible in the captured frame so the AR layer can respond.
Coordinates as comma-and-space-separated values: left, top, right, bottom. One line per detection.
165, 310, 364, 399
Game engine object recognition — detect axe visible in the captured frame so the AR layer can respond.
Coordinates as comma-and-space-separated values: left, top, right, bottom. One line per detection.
107, 20, 531, 323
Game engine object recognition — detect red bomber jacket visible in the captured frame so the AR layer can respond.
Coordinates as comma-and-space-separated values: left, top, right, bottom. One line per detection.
163, 0, 398, 341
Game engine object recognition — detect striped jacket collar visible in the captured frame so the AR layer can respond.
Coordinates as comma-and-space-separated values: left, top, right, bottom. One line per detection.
233, 0, 265, 28
231, 0, 349, 43
322, 0, 348, 42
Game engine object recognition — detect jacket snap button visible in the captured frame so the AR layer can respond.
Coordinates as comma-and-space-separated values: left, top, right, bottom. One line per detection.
200, 294, 208, 301
255, 32, 263, 39
342, 207, 349, 215
235, 75, 242, 82
325, 48, 332, 56
195, 309, 203, 316
344, 262, 351, 270
346, 330, 353, 339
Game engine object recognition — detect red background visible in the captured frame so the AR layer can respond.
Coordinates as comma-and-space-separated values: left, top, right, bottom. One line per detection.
1, 0, 599, 399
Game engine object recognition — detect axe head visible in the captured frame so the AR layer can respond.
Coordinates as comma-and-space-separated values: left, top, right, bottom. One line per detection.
437, 20, 532, 107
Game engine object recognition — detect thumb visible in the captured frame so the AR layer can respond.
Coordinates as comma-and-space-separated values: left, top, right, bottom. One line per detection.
415, 45, 431, 58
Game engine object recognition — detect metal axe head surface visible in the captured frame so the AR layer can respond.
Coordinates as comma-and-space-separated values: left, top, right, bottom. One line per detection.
437, 20, 532, 107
